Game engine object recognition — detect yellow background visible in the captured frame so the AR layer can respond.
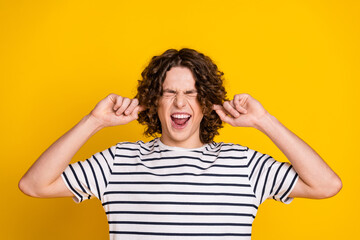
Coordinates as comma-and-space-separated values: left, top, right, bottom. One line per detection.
1, 0, 359, 239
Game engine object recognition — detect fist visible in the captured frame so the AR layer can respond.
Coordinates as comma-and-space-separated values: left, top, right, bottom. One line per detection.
90, 93, 145, 128
213, 93, 268, 128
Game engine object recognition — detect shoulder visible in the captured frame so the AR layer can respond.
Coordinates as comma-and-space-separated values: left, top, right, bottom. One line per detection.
204, 141, 249, 160
209, 141, 249, 152
115, 138, 159, 152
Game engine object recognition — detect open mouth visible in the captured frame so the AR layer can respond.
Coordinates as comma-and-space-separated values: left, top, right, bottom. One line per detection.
171, 113, 191, 129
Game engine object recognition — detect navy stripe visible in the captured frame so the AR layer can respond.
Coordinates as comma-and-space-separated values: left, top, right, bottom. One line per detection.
111, 172, 248, 177
221, 143, 246, 148
100, 151, 112, 174
114, 162, 248, 170
193, 151, 220, 157
62, 172, 83, 202
102, 200, 258, 209
103, 191, 256, 198
108, 181, 251, 187
109, 231, 252, 236
216, 156, 247, 160
77, 162, 90, 189
253, 156, 271, 192
108, 221, 252, 226
206, 142, 219, 149
117, 147, 171, 155
106, 211, 255, 218
189, 148, 247, 157
69, 164, 88, 195
216, 148, 247, 152
86, 159, 101, 201
269, 162, 285, 196
115, 154, 212, 164
119, 142, 160, 152
93, 155, 107, 187
280, 173, 298, 202
259, 161, 276, 204
246, 150, 257, 168
204, 146, 221, 153
108, 147, 115, 159
273, 165, 293, 199
249, 154, 265, 179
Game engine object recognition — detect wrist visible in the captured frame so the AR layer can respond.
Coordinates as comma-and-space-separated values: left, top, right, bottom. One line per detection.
253, 112, 279, 134
82, 114, 105, 134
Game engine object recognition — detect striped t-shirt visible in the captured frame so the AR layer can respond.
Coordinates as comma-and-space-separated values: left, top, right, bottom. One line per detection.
61, 138, 298, 240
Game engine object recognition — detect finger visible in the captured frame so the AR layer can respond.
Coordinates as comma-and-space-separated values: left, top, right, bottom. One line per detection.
212, 104, 223, 111
233, 94, 248, 114
116, 97, 131, 116
213, 104, 233, 116
138, 105, 146, 112
230, 99, 245, 114
215, 109, 235, 125
223, 101, 240, 118
130, 105, 141, 119
108, 93, 118, 104
229, 100, 235, 108
124, 98, 139, 116
113, 95, 123, 111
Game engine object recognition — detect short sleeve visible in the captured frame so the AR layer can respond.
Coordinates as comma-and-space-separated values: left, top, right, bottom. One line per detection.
246, 148, 299, 205
61, 144, 117, 203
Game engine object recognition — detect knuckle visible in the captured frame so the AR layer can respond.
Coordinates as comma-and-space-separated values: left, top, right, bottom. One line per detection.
132, 98, 139, 104
119, 104, 127, 110
115, 99, 122, 107
109, 93, 118, 99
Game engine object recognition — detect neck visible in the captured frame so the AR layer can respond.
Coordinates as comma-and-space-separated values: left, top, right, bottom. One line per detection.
159, 135, 204, 149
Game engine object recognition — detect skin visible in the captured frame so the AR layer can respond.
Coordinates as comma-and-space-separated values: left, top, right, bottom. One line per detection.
158, 67, 204, 149
19, 66, 342, 200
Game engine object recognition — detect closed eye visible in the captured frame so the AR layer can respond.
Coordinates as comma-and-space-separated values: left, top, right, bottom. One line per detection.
185, 90, 197, 97
162, 89, 176, 97
162, 89, 198, 98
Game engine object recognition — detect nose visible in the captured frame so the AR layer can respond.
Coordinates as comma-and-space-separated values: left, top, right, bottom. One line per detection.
174, 92, 186, 108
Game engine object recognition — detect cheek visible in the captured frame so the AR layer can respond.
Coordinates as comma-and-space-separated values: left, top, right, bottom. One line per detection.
194, 105, 204, 122
197, 113, 204, 123
157, 101, 170, 121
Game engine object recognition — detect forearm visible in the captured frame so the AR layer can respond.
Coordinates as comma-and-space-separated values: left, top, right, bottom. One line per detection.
20, 114, 103, 195
254, 112, 341, 194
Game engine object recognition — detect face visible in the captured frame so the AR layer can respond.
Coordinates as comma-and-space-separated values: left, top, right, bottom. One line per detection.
157, 66, 204, 148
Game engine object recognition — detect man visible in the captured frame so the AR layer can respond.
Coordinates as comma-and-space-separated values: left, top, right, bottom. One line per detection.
19, 48, 342, 239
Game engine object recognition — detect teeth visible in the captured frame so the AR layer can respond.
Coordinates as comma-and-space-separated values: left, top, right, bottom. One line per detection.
172, 114, 191, 119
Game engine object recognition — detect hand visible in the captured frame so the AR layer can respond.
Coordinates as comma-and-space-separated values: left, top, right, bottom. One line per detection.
89, 93, 145, 128
213, 93, 268, 128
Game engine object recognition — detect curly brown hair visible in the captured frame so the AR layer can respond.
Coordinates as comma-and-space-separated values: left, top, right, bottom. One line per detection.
136, 48, 228, 143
